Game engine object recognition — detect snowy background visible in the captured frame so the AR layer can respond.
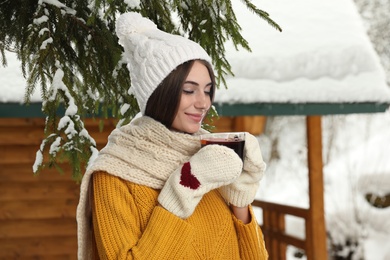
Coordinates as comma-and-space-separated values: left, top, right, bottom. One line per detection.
255, 113, 390, 260
221, 0, 390, 259
1, 0, 390, 259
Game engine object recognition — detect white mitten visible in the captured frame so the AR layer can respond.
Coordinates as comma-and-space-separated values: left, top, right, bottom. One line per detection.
219, 133, 266, 207
158, 145, 243, 219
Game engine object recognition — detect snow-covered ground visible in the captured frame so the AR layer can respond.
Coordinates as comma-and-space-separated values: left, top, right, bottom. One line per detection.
255, 112, 390, 259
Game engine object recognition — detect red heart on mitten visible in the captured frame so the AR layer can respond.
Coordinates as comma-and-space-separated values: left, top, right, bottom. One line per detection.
179, 162, 200, 190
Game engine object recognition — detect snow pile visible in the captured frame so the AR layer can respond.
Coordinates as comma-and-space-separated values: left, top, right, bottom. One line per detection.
215, 0, 390, 104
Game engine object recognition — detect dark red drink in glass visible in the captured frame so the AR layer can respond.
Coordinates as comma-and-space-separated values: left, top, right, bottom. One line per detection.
200, 132, 245, 160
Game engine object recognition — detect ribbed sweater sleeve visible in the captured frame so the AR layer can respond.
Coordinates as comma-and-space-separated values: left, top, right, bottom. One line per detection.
232, 205, 269, 259
92, 171, 194, 259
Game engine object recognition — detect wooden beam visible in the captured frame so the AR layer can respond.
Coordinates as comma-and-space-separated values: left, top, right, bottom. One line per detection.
233, 116, 267, 135
306, 116, 327, 259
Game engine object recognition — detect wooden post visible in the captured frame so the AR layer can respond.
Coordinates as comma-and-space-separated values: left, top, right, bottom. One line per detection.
306, 116, 328, 259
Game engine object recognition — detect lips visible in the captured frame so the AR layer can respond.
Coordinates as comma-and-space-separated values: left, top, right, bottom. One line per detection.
186, 113, 204, 122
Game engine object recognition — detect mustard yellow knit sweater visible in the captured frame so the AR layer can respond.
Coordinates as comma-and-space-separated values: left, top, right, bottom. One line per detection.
92, 171, 268, 260
77, 117, 268, 259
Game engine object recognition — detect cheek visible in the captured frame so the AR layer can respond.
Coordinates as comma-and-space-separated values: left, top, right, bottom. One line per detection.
178, 95, 192, 110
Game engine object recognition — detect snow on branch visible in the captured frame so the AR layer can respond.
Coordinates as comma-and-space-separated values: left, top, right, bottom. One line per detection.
39, 0, 76, 16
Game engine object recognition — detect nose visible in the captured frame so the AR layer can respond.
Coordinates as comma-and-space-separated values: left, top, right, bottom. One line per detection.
194, 92, 209, 110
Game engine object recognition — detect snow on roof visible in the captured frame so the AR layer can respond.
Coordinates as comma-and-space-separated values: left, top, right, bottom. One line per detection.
0, 52, 38, 103
215, 0, 390, 104
1, 0, 389, 105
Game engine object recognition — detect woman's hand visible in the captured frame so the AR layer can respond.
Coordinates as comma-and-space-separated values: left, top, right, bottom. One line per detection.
158, 145, 243, 219
230, 205, 251, 224
219, 133, 266, 207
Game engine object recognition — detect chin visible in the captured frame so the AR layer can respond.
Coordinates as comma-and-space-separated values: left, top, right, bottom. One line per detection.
179, 128, 197, 134
181, 124, 202, 134
189, 123, 203, 133
171, 121, 202, 134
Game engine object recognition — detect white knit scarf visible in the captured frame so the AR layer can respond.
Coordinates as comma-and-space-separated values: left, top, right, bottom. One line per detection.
76, 116, 207, 259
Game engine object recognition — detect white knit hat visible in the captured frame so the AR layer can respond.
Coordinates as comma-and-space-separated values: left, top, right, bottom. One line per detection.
116, 12, 212, 114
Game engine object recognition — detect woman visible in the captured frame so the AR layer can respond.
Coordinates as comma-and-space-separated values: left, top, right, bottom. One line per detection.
77, 12, 267, 259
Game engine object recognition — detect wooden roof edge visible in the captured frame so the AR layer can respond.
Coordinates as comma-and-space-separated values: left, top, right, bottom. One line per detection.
0, 101, 389, 118
214, 102, 390, 116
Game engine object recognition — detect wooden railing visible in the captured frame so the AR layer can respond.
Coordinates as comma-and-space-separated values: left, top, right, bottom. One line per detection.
252, 200, 312, 260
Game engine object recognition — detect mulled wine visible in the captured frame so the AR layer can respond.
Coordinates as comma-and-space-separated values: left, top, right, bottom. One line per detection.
200, 132, 245, 160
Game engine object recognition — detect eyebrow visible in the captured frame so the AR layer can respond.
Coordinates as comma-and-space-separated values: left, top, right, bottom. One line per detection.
183, 80, 213, 86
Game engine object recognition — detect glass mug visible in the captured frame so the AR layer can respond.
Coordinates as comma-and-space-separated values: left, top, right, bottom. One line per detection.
200, 132, 245, 160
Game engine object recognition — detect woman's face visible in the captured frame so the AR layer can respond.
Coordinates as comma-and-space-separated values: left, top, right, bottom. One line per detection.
171, 60, 212, 134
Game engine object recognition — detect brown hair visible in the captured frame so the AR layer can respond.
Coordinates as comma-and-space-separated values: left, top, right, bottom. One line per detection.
145, 59, 215, 129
